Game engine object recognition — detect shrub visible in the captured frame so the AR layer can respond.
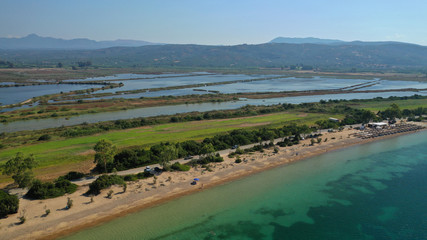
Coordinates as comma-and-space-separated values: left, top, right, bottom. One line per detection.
171, 162, 191, 171
123, 174, 138, 181
235, 147, 244, 154
26, 178, 78, 199
59, 171, 85, 181
197, 154, 224, 164
0, 190, 19, 218
107, 190, 114, 199
136, 171, 153, 179
19, 215, 26, 224
86, 175, 125, 195
38, 134, 51, 141
235, 158, 242, 163
66, 197, 73, 209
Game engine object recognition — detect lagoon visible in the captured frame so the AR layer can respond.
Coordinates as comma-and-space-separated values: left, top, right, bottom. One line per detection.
1, 91, 426, 133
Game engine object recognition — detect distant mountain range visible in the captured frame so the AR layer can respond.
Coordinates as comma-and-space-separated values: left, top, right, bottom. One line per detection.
1, 35, 426, 71
269, 37, 421, 46
269, 37, 345, 45
0, 34, 160, 50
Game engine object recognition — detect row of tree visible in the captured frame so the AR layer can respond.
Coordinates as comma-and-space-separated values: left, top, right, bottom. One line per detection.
93, 124, 313, 173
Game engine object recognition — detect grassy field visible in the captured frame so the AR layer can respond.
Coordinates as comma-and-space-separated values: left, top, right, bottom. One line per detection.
348, 98, 427, 111
0, 111, 339, 185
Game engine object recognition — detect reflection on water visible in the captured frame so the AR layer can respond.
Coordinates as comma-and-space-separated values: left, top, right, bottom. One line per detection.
1, 91, 426, 133
0, 83, 102, 106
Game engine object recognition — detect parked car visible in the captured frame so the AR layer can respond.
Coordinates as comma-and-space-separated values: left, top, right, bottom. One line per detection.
144, 166, 151, 172
184, 155, 193, 160
231, 145, 239, 149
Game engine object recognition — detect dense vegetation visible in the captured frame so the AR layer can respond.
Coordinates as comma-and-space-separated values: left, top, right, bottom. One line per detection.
96, 124, 310, 173
170, 162, 191, 171
86, 174, 126, 195
26, 178, 78, 199
59, 171, 85, 181
0, 190, 19, 218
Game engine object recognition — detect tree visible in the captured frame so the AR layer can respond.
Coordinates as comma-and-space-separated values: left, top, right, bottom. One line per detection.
94, 139, 117, 173
158, 145, 177, 169
199, 143, 215, 158
57, 62, 63, 68
379, 103, 402, 121
2, 152, 37, 188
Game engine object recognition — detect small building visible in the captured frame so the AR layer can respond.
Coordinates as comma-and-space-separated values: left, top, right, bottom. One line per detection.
367, 122, 388, 129
329, 117, 340, 122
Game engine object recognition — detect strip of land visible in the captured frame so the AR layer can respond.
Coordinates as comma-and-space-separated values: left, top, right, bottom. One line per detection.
1, 122, 425, 240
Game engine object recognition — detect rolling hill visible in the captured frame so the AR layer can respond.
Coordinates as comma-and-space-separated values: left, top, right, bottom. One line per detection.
1, 37, 427, 71
0, 34, 160, 50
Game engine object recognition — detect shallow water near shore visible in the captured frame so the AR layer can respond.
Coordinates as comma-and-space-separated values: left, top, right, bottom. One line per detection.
62, 131, 427, 240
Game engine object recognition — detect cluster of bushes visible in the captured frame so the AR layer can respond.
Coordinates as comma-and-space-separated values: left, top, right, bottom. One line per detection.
229, 142, 278, 158
102, 124, 310, 173
402, 107, 427, 122
58, 171, 86, 181
123, 171, 154, 181
86, 175, 126, 195
38, 134, 52, 141
202, 125, 311, 151
170, 162, 191, 171
26, 178, 78, 199
190, 153, 224, 165
407, 115, 424, 122
276, 136, 301, 147
0, 190, 19, 218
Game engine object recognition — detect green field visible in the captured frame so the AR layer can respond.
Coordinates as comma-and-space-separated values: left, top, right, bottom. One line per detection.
0, 111, 338, 184
349, 98, 427, 111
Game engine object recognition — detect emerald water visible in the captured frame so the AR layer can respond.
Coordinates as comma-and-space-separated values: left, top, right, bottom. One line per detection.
63, 131, 427, 240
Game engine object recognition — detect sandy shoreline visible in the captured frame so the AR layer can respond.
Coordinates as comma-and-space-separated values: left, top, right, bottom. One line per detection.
1, 124, 426, 240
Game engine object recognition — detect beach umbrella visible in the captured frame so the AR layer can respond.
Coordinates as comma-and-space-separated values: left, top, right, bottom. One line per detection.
194, 178, 200, 181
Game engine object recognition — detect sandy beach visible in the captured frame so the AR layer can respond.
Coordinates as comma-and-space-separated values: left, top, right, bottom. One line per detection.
1, 123, 425, 240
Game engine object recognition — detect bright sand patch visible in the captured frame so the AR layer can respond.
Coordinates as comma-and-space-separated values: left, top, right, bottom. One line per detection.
0, 124, 426, 240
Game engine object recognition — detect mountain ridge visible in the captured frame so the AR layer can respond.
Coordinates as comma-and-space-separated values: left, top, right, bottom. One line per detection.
269, 37, 345, 45
269, 37, 423, 47
0, 34, 161, 50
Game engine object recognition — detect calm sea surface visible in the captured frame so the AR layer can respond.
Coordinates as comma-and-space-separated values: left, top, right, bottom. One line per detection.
63, 131, 427, 240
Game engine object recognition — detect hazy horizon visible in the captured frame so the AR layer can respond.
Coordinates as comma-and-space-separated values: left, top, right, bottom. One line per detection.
1, 0, 426, 46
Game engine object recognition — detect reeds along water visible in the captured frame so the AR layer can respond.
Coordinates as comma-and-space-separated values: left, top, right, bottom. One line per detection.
63, 130, 427, 240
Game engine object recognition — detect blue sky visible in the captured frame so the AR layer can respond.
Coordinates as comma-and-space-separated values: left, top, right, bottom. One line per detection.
1, 0, 426, 45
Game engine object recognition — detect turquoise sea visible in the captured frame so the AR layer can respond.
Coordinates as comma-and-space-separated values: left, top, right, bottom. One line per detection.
63, 131, 427, 240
